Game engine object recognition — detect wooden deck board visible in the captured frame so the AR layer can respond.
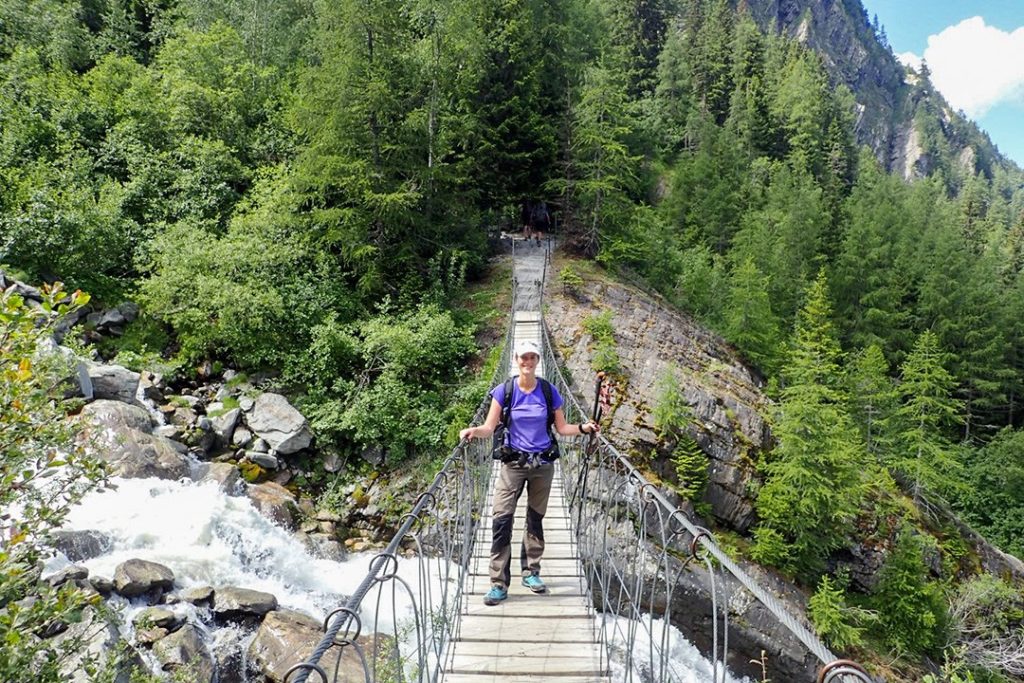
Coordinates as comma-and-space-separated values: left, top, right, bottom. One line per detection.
448, 655, 606, 676
444, 676, 607, 683
455, 616, 596, 642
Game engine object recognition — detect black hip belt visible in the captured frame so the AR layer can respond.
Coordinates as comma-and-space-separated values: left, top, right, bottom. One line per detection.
500, 447, 558, 467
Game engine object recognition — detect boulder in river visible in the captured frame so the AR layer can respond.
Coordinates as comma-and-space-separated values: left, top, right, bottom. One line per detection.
152, 624, 215, 683
113, 559, 175, 599
212, 586, 278, 622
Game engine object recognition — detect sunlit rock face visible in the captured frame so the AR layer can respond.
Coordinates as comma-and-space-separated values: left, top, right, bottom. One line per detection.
741, 0, 997, 180
546, 275, 769, 533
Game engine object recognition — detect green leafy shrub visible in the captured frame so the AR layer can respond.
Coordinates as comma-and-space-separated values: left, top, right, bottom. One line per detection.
0, 283, 111, 681
95, 314, 182, 377
871, 527, 948, 656
582, 309, 620, 373
558, 265, 584, 297
297, 305, 476, 465
955, 427, 1024, 560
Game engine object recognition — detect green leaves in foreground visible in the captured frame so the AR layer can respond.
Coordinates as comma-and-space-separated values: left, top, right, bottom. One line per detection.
0, 283, 109, 682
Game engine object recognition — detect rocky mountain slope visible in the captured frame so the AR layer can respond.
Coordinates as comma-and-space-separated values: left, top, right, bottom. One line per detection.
742, 0, 1018, 180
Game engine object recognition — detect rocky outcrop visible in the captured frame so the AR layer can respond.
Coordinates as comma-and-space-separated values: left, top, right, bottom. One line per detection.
80, 399, 193, 480
133, 607, 184, 644
81, 399, 153, 433
743, 0, 904, 162
86, 424, 192, 480
546, 271, 769, 532
50, 530, 113, 562
50, 607, 147, 683
578, 458, 820, 681
741, 0, 1011, 179
248, 481, 299, 530
86, 363, 140, 404
86, 302, 139, 337
198, 462, 242, 493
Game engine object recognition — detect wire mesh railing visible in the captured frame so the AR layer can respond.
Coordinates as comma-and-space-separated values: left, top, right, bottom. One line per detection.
283, 310, 517, 683
540, 320, 873, 683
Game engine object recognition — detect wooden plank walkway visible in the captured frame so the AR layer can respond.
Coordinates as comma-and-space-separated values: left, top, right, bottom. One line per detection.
444, 306, 608, 682
443, 462, 608, 682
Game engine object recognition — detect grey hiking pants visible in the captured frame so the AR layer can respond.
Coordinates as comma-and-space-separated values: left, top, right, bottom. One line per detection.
489, 461, 554, 589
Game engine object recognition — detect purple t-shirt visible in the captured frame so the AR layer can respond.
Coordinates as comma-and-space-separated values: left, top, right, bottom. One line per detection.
491, 379, 564, 453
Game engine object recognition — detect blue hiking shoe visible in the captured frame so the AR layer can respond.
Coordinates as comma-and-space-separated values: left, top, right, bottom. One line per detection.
483, 585, 508, 605
521, 574, 547, 594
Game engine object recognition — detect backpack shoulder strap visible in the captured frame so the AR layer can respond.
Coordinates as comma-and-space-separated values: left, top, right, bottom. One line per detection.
539, 378, 555, 432
501, 377, 515, 431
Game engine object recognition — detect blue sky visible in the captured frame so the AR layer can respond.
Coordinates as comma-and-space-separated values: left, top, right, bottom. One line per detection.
860, 0, 1024, 168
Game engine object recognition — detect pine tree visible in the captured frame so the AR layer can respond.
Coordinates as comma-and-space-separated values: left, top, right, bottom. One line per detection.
599, 0, 680, 98
648, 23, 693, 157
771, 50, 829, 177
831, 152, 914, 359
666, 117, 747, 253
455, 0, 560, 208
686, 0, 733, 123
847, 344, 897, 460
289, 0, 428, 296
730, 161, 826, 323
723, 256, 781, 374
751, 272, 866, 575
914, 194, 1010, 438
725, 16, 771, 155
892, 330, 964, 506
556, 60, 640, 257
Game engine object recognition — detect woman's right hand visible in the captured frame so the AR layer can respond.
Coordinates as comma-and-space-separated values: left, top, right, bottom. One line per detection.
460, 427, 475, 441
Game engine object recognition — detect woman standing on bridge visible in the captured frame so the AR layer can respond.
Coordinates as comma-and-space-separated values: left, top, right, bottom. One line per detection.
459, 340, 599, 605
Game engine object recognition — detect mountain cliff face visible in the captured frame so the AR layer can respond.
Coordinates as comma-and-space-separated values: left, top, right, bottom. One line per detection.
740, 0, 1017, 181
544, 255, 1024, 680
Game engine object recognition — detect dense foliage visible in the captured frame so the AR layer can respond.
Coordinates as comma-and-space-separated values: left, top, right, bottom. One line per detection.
0, 284, 112, 680
3, 0, 1024, 679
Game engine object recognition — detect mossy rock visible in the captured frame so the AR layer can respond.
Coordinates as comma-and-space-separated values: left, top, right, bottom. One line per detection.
239, 461, 265, 483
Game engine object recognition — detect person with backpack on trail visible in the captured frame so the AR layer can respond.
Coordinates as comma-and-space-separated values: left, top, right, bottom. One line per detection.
530, 200, 550, 246
520, 199, 534, 242
459, 340, 600, 605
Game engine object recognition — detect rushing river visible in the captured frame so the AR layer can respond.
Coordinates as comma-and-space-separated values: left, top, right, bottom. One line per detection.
45, 475, 747, 682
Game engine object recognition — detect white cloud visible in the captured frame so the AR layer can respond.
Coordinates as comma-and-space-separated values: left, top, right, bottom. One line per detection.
912, 16, 1024, 117
896, 51, 922, 72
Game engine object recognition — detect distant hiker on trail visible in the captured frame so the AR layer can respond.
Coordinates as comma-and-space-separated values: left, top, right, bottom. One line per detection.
459, 340, 599, 606
520, 200, 533, 242
530, 200, 550, 245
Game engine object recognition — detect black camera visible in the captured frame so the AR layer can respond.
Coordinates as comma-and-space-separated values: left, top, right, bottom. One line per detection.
494, 444, 515, 462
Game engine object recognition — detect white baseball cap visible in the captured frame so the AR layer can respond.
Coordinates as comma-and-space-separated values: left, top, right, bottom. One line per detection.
514, 340, 541, 358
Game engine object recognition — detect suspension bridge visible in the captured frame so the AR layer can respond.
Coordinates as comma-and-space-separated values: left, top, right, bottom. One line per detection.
283, 240, 873, 683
